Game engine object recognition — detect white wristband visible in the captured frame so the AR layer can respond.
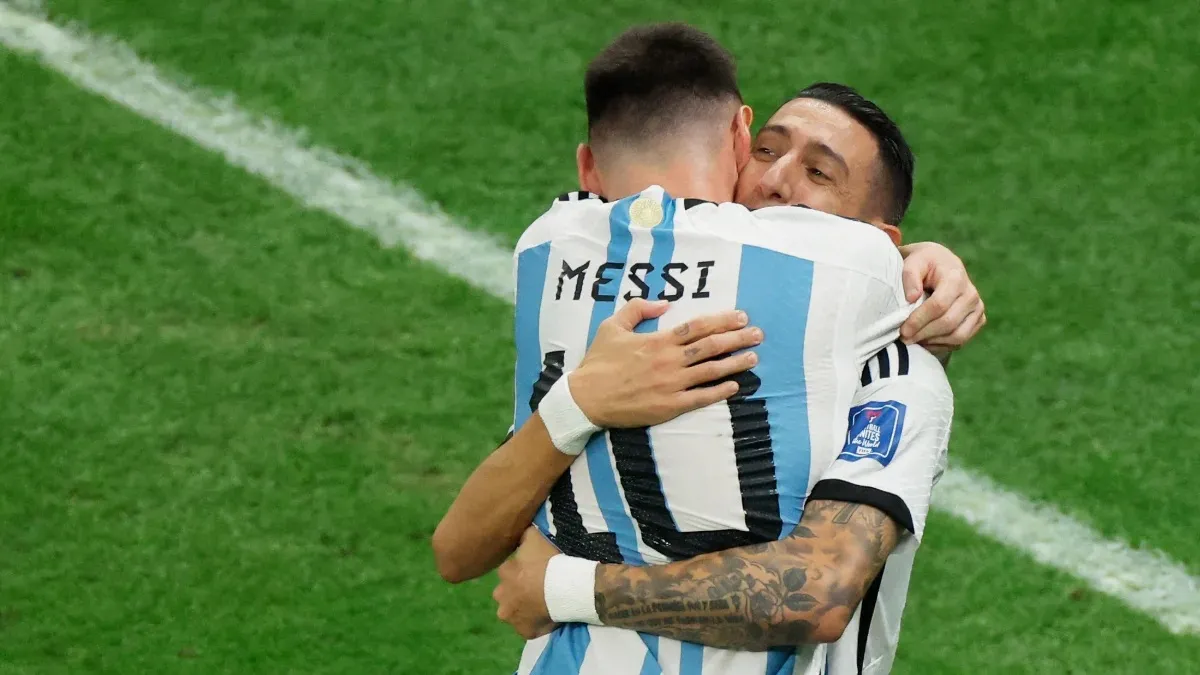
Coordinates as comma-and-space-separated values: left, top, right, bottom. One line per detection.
539, 374, 600, 456
544, 554, 601, 625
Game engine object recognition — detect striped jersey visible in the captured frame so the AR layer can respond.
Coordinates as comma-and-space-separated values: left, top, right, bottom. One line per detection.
510, 186, 950, 674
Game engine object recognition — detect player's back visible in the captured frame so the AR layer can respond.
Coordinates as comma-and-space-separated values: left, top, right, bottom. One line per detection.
511, 186, 911, 675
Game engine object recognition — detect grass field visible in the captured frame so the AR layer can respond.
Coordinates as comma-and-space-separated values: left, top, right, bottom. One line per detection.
1, 0, 1198, 672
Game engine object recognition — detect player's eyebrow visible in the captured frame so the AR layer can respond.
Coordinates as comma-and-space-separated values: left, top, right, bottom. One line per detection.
759, 124, 850, 176
809, 141, 850, 176
759, 124, 791, 139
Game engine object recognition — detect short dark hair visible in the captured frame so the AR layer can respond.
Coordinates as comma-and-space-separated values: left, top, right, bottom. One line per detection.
793, 83, 915, 225
585, 24, 742, 150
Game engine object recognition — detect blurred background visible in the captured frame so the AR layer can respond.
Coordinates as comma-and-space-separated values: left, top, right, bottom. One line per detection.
1, 0, 1197, 672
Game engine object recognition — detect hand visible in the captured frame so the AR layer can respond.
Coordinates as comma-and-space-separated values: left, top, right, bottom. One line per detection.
569, 299, 763, 428
493, 528, 562, 640
898, 242, 987, 353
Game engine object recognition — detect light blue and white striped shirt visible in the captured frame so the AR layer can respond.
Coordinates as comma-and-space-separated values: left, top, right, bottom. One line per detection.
510, 186, 928, 675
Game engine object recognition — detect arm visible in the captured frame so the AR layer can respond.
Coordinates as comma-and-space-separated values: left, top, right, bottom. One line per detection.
433, 300, 762, 583
433, 414, 572, 583
592, 353, 952, 648
493, 346, 954, 647
594, 499, 898, 648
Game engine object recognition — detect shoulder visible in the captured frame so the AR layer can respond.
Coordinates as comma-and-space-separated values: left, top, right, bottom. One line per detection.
514, 191, 611, 255
734, 206, 903, 280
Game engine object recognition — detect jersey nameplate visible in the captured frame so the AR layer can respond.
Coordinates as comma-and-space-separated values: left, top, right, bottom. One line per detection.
554, 259, 716, 302
839, 401, 907, 467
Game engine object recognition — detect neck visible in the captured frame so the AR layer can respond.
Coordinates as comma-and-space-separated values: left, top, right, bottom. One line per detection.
600, 153, 733, 203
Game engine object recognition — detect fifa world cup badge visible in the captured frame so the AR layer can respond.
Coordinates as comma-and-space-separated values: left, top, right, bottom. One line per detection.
854, 411, 884, 455
839, 401, 907, 466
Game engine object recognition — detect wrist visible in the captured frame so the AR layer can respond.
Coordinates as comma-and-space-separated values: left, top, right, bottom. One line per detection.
539, 373, 601, 456
543, 554, 601, 625
565, 368, 606, 427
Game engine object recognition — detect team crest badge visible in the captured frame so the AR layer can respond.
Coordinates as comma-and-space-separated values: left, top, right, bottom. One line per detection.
629, 196, 664, 228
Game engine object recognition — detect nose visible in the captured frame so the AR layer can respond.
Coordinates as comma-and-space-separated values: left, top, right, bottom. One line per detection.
758, 158, 792, 206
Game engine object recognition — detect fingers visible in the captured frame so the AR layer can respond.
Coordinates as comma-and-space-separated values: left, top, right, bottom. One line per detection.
608, 298, 670, 331
909, 290, 979, 345
901, 270, 970, 343
683, 351, 758, 389
669, 310, 749, 345
922, 305, 987, 350
672, 380, 742, 413
681, 326, 764, 365
901, 257, 928, 304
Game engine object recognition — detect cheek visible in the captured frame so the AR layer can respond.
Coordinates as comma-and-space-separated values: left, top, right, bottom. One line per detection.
734, 163, 765, 205
805, 191, 843, 214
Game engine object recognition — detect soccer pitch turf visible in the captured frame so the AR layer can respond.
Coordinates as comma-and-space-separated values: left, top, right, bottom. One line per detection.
1, 0, 1198, 673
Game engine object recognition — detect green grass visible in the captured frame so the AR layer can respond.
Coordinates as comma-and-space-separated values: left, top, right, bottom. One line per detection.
0, 51, 518, 673
1, 0, 1198, 672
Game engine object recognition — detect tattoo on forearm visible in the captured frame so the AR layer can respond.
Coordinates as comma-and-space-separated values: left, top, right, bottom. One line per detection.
594, 500, 899, 650
832, 503, 860, 524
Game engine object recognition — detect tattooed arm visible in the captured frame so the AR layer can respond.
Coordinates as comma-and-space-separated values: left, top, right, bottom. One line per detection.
594, 500, 899, 650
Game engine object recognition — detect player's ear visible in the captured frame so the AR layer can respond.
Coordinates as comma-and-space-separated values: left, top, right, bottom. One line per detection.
873, 222, 903, 246
733, 105, 754, 171
576, 143, 603, 195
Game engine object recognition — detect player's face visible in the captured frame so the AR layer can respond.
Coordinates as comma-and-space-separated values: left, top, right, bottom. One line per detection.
734, 98, 882, 222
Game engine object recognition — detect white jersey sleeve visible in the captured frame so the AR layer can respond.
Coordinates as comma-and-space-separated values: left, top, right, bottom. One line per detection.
808, 341, 953, 541
852, 232, 918, 366
748, 205, 917, 365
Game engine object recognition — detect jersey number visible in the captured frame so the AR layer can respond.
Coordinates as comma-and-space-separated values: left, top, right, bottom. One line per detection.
531, 351, 784, 563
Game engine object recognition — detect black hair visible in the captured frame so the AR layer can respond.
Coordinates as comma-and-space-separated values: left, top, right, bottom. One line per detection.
585, 23, 742, 149
793, 83, 914, 224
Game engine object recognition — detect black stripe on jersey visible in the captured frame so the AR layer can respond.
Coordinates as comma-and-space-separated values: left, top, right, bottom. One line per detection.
860, 339, 910, 386
683, 198, 715, 210
807, 478, 915, 535
856, 564, 886, 675
895, 339, 910, 375
555, 190, 608, 203
609, 369, 784, 561
528, 350, 622, 563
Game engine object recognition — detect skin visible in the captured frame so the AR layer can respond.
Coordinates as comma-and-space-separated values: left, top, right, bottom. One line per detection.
735, 97, 901, 241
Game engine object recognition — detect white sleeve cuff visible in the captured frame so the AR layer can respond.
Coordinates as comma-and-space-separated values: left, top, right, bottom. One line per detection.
539, 374, 601, 457
543, 554, 601, 625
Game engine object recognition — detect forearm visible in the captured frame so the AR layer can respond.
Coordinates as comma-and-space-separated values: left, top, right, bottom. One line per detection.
433, 414, 573, 583
592, 501, 897, 650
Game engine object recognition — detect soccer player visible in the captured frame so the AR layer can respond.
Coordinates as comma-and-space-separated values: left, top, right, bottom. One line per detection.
733, 82, 984, 351
437, 24, 961, 674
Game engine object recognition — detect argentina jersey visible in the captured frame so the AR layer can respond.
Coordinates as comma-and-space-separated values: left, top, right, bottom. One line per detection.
511, 186, 914, 675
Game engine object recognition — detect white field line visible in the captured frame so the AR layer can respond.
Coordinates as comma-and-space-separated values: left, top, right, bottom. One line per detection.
2, 1, 1197, 637
0, 3, 513, 300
